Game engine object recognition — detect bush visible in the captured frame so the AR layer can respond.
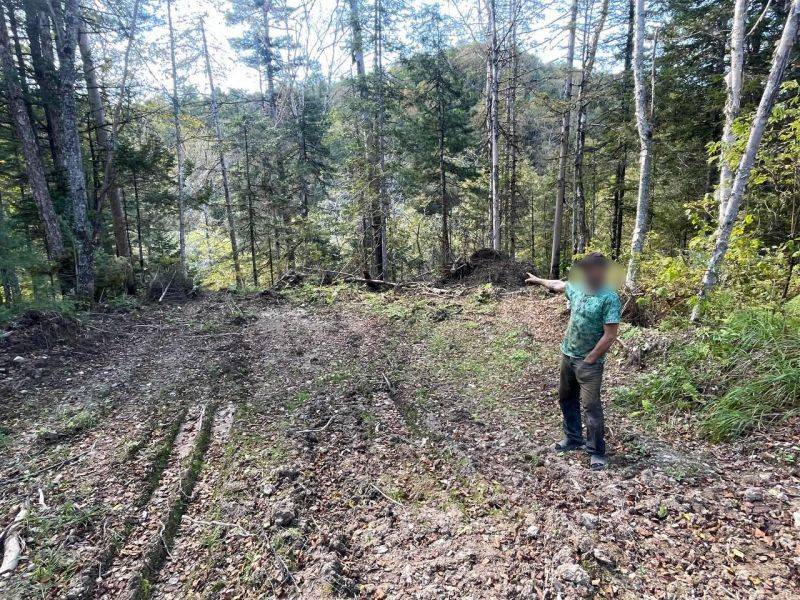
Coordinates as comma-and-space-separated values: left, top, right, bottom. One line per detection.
614, 308, 800, 441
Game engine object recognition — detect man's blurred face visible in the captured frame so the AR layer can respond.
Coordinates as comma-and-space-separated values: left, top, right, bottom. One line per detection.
582, 264, 607, 290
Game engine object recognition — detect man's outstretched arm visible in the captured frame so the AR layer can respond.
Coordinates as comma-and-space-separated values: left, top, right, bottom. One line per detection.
525, 273, 567, 294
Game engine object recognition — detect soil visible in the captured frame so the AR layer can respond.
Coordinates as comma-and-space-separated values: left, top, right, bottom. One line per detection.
0, 287, 798, 599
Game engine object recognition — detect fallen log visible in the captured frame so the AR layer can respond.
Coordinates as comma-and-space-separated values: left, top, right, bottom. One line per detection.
0, 502, 28, 575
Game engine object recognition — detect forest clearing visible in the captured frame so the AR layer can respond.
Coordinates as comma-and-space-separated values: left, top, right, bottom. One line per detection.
1, 273, 799, 598
1, 0, 800, 596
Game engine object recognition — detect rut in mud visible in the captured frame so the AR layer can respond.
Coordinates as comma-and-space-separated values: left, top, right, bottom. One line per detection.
0, 290, 798, 599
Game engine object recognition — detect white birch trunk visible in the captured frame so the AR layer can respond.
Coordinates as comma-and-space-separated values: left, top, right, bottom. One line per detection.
624, 0, 654, 291
692, 0, 800, 320
717, 0, 748, 226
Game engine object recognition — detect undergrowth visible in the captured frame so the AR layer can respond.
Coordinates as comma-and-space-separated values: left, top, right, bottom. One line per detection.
615, 308, 800, 441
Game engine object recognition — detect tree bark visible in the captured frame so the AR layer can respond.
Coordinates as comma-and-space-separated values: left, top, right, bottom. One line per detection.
373, 0, 388, 278
437, 76, 450, 268
612, 0, 635, 260
200, 18, 243, 289
487, 0, 501, 251
549, 0, 579, 277
0, 2, 65, 263
717, 0, 748, 226
23, 1, 66, 185
51, 0, 95, 298
166, 0, 186, 276
78, 27, 132, 271
692, 0, 799, 320
624, 0, 654, 291
574, 0, 610, 255
507, 0, 519, 259
243, 124, 258, 286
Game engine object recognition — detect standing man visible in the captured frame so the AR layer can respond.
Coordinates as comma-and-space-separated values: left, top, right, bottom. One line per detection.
526, 252, 621, 470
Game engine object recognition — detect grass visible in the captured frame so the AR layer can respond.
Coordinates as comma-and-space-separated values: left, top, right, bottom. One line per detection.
615, 308, 800, 441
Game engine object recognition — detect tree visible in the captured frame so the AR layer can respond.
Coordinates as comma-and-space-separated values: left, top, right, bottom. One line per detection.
200, 18, 244, 289
549, 0, 579, 278
0, 1, 65, 264
573, 0, 609, 255
625, 0, 655, 291
692, 0, 800, 320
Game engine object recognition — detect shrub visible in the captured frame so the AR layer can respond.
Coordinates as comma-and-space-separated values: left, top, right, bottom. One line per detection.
615, 308, 800, 440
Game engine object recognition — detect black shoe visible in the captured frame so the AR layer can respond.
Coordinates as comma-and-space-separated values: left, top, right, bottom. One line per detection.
553, 438, 585, 452
589, 454, 607, 471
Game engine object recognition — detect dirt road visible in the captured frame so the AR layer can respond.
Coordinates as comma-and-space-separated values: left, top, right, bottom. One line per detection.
1, 289, 798, 598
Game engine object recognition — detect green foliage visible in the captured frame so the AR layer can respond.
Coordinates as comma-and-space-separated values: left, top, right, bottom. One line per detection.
615, 308, 800, 440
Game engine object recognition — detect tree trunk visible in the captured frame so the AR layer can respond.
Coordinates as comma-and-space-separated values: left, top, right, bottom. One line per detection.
0, 2, 65, 263
243, 125, 259, 286
200, 18, 243, 289
22, 1, 64, 185
549, 0, 579, 277
374, 0, 388, 279
0, 191, 21, 305
717, 0, 748, 226
437, 77, 450, 269
692, 0, 799, 320
611, 0, 635, 260
487, 0, 501, 251
51, 0, 95, 298
166, 0, 186, 276
78, 27, 133, 277
132, 167, 144, 271
507, 0, 519, 259
574, 0, 610, 255
624, 0, 654, 291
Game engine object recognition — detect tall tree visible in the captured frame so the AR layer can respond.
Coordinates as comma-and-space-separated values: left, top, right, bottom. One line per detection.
200, 18, 244, 289
51, 0, 96, 298
692, 0, 800, 320
625, 0, 655, 291
611, 0, 635, 260
166, 0, 186, 276
573, 0, 609, 255
717, 0, 747, 226
549, 0, 579, 278
487, 0, 501, 251
0, 1, 65, 263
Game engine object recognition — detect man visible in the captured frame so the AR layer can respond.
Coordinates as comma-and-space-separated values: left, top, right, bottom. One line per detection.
526, 252, 621, 471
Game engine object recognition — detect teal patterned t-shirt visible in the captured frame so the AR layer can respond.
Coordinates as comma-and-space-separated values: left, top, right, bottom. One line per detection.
561, 282, 621, 361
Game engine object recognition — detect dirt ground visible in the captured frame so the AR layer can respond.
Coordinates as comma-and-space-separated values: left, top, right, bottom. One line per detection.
0, 287, 798, 599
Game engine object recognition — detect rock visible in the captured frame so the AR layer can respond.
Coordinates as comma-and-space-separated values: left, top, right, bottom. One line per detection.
273, 506, 296, 527
592, 545, 617, 566
12, 356, 25, 365
552, 547, 573, 567
524, 524, 540, 539
556, 563, 591, 593
744, 487, 764, 502
792, 510, 800, 530
274, 465, 300, 482
580, 512, 599, 529
262, 484, 276, 497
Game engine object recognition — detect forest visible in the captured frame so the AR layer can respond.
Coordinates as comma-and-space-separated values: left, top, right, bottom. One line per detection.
0, 0, 799, 598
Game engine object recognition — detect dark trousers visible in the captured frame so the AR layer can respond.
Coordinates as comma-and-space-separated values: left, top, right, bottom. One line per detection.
559, 354, 606, 456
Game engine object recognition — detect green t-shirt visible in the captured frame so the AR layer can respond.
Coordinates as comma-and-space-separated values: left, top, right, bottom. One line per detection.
561, 282, 622, 361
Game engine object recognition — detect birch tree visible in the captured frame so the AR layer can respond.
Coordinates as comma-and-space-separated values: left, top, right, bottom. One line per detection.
549, 0, 579, 278
717, 0, 747, 226
692, 0, 800, 320
624, 0, 654, 291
